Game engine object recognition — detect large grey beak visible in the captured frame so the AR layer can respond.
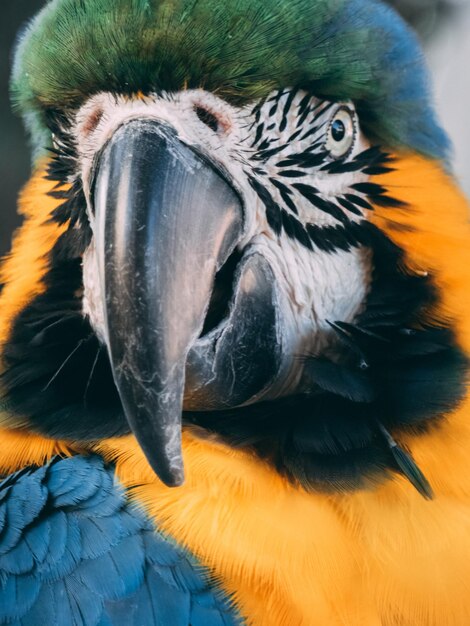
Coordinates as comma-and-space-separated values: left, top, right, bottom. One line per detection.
93, 120, 244, 486
93, 119, 288, 487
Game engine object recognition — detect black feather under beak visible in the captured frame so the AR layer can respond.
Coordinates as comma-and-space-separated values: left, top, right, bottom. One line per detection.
93, 120, 244, 486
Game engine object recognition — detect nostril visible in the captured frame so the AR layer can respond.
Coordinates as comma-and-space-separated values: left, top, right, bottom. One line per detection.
82, 106, 104, 137
194, 106, 220, 133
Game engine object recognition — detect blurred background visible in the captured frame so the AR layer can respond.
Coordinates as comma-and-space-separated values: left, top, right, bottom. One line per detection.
1, 0, 469, 256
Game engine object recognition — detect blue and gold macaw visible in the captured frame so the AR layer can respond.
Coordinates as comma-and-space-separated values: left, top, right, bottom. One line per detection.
1, 0, 470, 624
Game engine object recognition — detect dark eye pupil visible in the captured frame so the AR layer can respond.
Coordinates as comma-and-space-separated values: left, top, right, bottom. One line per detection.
331, 119, 345, 142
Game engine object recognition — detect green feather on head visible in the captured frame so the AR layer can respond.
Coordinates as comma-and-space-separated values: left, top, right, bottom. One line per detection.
12, 0, 449, 163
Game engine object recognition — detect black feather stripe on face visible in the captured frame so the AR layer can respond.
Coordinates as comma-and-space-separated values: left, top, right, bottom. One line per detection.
1, 233, 128, 440
45, 110, 92, 255
245, 101, 402, 250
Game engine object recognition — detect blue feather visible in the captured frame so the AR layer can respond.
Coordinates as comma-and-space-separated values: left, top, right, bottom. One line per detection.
191, 602, 234, 626
37, 511, 68, 574
0, 456, 241, 626
23, 517, 51, 566
25, 583, 61, 625
76, 535, 145, 601
39, 514, 82, 581
48, 456, 102, 507
0, 467, 47, 555
79, 515, 128, 560
0, 573, 40, 621
65, 576, 104, 626
135, 569, 191, 624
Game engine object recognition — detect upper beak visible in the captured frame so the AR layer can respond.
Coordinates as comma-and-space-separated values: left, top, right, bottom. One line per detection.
92, 119, 284, 487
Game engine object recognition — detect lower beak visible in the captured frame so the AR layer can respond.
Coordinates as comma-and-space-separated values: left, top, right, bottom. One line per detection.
92, 120, 284, 487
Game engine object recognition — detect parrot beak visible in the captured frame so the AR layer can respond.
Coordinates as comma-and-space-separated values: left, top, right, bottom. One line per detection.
92, 120, 244, 486
93, 118, 290, 486
92, 118, 287, 487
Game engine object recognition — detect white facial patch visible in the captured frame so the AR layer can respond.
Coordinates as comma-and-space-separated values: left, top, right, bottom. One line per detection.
76, 88, 373, 385
82, 242, 106, 344
247, 232, 371, 361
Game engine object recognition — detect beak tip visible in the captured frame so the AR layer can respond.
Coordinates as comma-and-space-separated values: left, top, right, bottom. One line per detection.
170, 475, 185, 488
145, 448, 185, 488
160, 467, 185, 488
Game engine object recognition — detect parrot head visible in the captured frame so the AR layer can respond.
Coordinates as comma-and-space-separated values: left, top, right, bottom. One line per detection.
2, 0, 468, 494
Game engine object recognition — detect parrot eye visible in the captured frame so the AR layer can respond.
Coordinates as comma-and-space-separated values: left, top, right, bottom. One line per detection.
325, 106, 357, 159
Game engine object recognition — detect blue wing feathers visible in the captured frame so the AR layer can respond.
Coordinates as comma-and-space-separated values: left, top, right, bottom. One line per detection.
23, 583, 55, 625
190, 603, 231, 626
0, 574, 38, 621
0, 455, 241, 625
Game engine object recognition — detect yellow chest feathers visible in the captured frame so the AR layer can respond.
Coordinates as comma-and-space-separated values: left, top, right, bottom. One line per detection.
96, 422, 470, 626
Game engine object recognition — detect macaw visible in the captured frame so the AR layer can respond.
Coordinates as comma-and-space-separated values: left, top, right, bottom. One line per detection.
1, 0, 470, 624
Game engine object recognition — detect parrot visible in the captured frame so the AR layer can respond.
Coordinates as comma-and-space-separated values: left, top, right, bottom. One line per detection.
1, 0, 470, 624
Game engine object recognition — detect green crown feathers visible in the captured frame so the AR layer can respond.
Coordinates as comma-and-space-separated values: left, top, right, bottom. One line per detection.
12, 0, 449, 162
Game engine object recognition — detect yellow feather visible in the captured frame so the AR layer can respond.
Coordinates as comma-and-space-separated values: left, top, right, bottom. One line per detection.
1, 155, 470, 625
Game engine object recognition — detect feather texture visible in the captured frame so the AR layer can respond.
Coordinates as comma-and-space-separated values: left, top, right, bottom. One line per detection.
0, 455, 240, 626
12, 0, 448, 162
